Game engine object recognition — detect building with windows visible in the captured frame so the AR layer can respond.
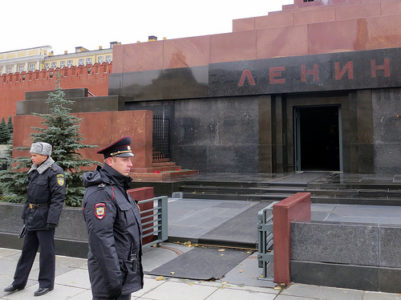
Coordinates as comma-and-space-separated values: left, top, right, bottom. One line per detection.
0, 42, 118, 74
42, 42, 118, 70
0, 46, 51, 74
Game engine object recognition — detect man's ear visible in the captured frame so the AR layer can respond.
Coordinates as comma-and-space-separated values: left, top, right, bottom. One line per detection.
105, 157, 113, 166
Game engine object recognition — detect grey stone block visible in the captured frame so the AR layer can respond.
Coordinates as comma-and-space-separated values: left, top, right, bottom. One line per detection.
25, 88, 88, 101
17, 95, 124, 115
290, 261, 379, 291
291, 222, 379, 266
379, 226, 401, 268
56, 207, 88, 241
374, 144, 401, 175
378, 266, 401, 293
0, 203, 25, 233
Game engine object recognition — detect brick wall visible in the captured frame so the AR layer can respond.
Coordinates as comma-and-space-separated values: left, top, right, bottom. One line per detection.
0, 63, 111, 120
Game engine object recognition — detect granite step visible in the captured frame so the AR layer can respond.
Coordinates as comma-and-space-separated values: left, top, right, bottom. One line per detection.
311, 196, 401, 206
307, 188, 401, 198
182, 192, 294, 201
180, 184, 304, 194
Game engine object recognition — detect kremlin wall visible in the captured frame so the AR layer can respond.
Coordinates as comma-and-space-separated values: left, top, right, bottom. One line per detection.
0, 63, 111, 120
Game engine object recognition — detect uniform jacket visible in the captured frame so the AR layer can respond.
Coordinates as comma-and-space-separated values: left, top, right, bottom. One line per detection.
22, 157, 66, 231
82, 164, 143, 298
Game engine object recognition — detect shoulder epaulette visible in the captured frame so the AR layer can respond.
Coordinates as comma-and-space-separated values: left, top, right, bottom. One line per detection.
51, 163, 62, 173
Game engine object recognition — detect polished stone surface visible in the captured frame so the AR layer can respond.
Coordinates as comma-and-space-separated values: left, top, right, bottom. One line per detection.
291, 222, 379, 266
291, 261, 380, 292
209, 47, 401, 98
289, 194, 401, 293
109, 0, 401, 76
210, 32, 257, 64
256, 25, 308, 59
110, 67, 208, 100
372, 89, 401, 174
379, 227, 401, 268
315, 204, 401, 224
163, 36, 210, 69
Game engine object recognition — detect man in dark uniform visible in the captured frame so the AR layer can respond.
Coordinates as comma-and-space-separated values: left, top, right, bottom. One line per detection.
82, 136, 143, 300
4, 142, 65, 297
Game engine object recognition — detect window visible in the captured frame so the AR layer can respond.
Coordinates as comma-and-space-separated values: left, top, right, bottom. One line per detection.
51, 62, 57, 69
303, 0, 314, 2
86, 57, 92, 65
60, 61, 65, 68
67, 60, 73, 67
45, 63, 50, 70
106, 55, 111, 63
6, 65, 12, 73
78, 59, 84, 66
0, 66, 3, 74
28, 63, 36, 71
98, 56, 103, 63
18, 64, 25, 72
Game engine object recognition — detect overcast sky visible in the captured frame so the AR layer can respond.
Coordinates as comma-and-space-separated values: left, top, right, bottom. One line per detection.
2, 0, 294, 54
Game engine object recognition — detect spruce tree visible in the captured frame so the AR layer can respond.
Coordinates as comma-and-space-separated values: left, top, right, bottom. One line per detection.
7, 116, 13, 138
0, 118, 10, 144
0, 146, 29, 203
0, 76, 98, 206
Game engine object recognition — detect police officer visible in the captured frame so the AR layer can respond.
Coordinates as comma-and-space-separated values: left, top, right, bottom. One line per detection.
4, 142, 65, 297
82, 137, 143, 300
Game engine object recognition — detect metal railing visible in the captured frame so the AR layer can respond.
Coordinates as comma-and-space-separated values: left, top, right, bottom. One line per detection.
257, 201, 278, 280
153, 116, 170, 160
139, 196, 168, 247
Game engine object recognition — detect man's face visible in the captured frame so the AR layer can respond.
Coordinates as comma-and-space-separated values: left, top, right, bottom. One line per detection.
107, 156, 133, 176
31, 153, 48, 165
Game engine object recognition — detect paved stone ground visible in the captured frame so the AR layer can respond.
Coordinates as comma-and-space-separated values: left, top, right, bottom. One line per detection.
1, 246, 401, 299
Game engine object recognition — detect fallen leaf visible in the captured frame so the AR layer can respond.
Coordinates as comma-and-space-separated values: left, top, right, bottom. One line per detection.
274, 285, 282, 290
239, 269, 244, 273
155, 276, 164, 281
170, 272, 175, 275
183, 241, 192, 247
218, 249, 225, 252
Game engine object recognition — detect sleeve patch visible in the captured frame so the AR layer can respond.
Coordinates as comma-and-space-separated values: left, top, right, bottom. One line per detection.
56, 174, 65, 186
95, 203, 106, 219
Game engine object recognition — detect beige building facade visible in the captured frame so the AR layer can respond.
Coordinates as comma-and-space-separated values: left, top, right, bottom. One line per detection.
0, 42, 118, 74
0, 46, 51, 74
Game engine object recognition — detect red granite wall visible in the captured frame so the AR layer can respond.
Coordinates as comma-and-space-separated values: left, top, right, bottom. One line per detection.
112, 0, 401, 74
0, 63, 111, 120
273, 192, 311, 284
12, 110, 153, 171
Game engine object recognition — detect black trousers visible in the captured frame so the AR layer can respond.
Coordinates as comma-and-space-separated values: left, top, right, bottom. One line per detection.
92, 294, 131, 300
12, 229, 55, 289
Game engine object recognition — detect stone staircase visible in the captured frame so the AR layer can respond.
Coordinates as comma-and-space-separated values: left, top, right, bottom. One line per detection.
179, 173, 401, 205
132, 150, 198, 182
307, 174, 401, 206
180, 180, 307, 201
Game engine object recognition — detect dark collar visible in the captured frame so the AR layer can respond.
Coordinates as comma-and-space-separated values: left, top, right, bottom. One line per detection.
101, 163, 132, 189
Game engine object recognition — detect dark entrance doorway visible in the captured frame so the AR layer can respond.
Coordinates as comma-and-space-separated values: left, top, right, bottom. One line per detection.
294, 106, 341, 171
